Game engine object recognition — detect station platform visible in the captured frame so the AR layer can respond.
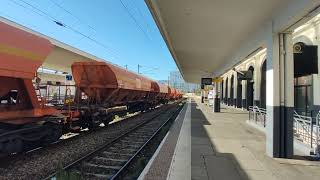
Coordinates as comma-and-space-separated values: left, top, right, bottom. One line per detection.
139, 97, 320, 180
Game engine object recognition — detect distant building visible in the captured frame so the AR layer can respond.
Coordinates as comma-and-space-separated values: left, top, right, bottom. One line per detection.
169, 71, 200, 93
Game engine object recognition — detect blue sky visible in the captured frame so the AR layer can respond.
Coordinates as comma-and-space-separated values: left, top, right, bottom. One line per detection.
0, 0, 177, 80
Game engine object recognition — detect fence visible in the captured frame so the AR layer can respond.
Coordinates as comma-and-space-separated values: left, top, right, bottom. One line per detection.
35, 84, 76, 106
248, 106, 266, 127
293, 111, 320, 150
248, 106, 320, 154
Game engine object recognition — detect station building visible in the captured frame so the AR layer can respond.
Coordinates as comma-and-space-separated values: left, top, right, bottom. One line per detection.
220, 14, 320, 117
2, 1, 320, 179
218, 8, 320, 159
146, 0, 320, 159
169, 71, 200, 93
142, 1, 320, 180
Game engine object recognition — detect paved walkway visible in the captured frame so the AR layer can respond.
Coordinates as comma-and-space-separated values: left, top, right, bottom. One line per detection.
140, 99, 189, 180
191, 98, 320, 180
141, 97, 320, 180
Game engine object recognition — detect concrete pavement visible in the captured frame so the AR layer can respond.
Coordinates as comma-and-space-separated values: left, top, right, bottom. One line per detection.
141, 97, 320, 180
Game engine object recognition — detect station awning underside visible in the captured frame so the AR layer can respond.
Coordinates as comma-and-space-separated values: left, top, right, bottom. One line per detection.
146, 0, 293, 83
43, 45, 97, 73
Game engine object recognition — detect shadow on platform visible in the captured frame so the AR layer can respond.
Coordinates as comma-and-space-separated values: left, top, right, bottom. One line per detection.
191, 100, 251, 180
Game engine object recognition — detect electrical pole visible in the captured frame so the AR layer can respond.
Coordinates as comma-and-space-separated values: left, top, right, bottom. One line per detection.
138, 64, 142, 74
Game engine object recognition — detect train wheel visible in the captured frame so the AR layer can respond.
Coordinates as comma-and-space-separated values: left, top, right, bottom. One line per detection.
88, 115, 101, 130
42, 123, 62, 145
1, 136, 23, 154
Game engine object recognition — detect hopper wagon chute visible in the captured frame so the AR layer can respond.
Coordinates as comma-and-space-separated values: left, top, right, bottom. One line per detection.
0, 22, 63, 153
70, 61, 161, 127
158, 83, 170, 104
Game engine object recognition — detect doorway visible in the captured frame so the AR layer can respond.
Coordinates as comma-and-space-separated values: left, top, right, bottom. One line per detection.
260, 60, 266, 109
246, 66, 254, 109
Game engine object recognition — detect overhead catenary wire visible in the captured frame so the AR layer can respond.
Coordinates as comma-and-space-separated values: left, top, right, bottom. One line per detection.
46, 0, 121, 56
118, 0, 151, 41
126, 0, 151, 36
137, 64, 158, 75
10, 0, 54, 22
47, 0, 96, 34
9, 0, 120, 60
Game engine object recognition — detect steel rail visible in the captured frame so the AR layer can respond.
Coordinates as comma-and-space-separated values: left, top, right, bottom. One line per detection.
43, 101, 182, 180
110, 102, 184, 179
2, 102, 164, 160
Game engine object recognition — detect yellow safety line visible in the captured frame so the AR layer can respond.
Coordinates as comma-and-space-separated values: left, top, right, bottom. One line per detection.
0, 43, 46, 61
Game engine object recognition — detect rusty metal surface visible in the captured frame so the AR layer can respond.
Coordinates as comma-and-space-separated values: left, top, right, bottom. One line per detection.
0, 21, 52, 79
159, 83, 169, 94
71, 61, 161, 104
0, 22, 58, 124
170, 88, 177, 99
72, 61, 157, 91
0, 77, 60, 123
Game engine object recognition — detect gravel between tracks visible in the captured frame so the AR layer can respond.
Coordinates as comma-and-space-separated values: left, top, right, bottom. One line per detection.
0, 103, 177, 180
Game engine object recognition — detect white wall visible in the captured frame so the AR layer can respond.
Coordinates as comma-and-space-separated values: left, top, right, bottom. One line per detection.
221, 11, 320, 108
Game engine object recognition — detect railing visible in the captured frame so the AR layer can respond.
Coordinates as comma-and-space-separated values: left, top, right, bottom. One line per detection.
35, 84, 76, 106
248, 106, 320, 156
316, 112, 320, 156
248, 106, 266, 127
293, 111, 320, 150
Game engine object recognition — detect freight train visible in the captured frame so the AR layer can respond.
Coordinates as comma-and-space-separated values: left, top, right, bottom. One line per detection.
0, 21, 182, 154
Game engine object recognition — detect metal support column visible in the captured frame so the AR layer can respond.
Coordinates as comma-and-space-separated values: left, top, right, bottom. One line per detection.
266, 32, 294, 158
214, 82, 221, 112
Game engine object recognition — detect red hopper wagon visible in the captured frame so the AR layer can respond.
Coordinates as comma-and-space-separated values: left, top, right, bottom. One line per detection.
0, 21, 183, 154
0, 22, 63, 153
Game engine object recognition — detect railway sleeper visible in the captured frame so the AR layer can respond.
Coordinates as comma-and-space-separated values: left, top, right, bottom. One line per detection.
91, 156, 127, 166
102, 151, 132, 159
120, 139, 145, 145
77, 162, 121, 175
71, 169, 114, 179
121, 138, 146, 144
107, 148, 137, 155
109, 144, 140, 151
113, 143, 141, 149
128, 134, 151, 139
130, 131, 154, 136
125, 136, 149, 142
93, 156, 127, 162
77, 172, 113, 180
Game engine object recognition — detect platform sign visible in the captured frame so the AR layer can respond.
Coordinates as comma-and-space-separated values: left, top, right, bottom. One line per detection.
201, 78, 212, 85
294, 45, 318, 77
66, 75, 73, 81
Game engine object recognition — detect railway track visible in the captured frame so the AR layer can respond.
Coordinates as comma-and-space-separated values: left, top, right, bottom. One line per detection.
47, 101, 184, 180
0, 102, 182, 180
0, 110, 142, 165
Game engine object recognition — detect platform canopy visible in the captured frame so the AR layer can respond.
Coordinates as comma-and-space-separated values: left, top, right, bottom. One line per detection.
145, 0, 292, 83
